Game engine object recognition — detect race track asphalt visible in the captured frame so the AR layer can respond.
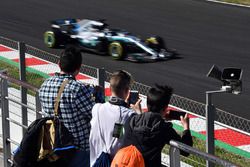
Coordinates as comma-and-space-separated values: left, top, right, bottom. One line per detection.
0, 0, 250, 120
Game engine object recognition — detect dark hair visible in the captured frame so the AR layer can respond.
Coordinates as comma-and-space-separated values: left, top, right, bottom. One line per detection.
59, 47, 82, 73
110, 70, 133, 97
147, 84, 173, 113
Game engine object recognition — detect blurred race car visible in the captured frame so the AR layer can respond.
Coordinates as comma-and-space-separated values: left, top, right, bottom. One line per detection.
44, 18, 177, 62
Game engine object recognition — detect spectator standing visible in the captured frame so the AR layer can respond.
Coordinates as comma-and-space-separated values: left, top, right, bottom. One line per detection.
122, 84, 193, 167
39, 47, 95, 167
89, 70, 141, 167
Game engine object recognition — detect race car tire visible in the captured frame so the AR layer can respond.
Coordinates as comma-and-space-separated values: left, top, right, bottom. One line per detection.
109, 42, 124, 60
44, 31, 59, 48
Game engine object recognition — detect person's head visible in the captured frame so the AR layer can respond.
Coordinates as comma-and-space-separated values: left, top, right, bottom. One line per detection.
147, 84, 173, 114
110, 70, 133, 99
59, 47, 82, 76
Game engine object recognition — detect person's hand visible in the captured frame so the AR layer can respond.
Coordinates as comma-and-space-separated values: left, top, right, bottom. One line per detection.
130, 99, 142, 114
180, 114, 190, 130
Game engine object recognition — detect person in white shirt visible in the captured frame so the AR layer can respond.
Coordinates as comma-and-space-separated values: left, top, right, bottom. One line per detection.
89, 70, 141, 167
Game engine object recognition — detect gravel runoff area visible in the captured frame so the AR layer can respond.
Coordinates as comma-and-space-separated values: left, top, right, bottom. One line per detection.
213, 0, 250, 6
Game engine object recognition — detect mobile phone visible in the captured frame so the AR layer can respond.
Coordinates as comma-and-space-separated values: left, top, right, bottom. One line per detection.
129, 90, 139, 104
168, 110, 186, 120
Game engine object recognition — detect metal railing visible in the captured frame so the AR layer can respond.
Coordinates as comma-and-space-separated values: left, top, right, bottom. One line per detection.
0, 72, 41, 167
169, 140, 237, 167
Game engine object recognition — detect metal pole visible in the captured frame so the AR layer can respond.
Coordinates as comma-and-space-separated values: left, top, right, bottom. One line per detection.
1, 79, 11, 167
0, 69, 8, 104
206, 89, 229, 167
19, 42, 28, 135
97, 68, 105, 97
97, 68, 105, 88
205, 89, 230, 167
206, 92, 215, 167
169, 145, 180, 167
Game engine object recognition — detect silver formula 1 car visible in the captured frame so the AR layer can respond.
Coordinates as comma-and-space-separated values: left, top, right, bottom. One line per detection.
44, 18, 177, 62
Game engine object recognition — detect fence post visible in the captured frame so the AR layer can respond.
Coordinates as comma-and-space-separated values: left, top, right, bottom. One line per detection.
97, 67, 105, 94
0, 69, 7, 102
206, 92, 215, 167
206, 89, 230, 167
19, 42, 28, 135
97, 68, 105, 88
1, 78, 11, 167
169, 145, 180, 167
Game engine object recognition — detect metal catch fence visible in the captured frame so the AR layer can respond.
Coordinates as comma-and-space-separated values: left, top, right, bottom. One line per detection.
0, 36, 249, 166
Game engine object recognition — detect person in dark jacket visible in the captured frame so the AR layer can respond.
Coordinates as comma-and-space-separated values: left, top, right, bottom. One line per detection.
122, 84, 193, 167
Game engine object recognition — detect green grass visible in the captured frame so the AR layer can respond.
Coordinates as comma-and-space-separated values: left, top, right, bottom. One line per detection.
219, 0, 250, 5
0, 57, 46, 88
163, 136, 250, 166
163, 125, 250, 167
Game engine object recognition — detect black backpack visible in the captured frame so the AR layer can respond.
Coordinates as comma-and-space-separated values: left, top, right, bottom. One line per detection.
13, 117, 48, 167
13, 116, 76, 167
13, 80, 76, 167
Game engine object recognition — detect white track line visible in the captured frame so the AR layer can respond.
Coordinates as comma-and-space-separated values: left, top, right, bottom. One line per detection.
206, 0, 250, 8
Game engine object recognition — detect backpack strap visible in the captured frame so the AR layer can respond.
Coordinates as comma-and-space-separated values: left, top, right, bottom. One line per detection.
54, 80, 69, 117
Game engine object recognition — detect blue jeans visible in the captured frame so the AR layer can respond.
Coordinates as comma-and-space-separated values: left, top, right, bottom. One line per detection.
68, 150, 90, 167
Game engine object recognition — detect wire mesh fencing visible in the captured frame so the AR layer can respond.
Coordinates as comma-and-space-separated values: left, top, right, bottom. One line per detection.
1, 36, 250, 166
0, 36, 18, 50
26, 45, 59, 64
216, 108, 250, 133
